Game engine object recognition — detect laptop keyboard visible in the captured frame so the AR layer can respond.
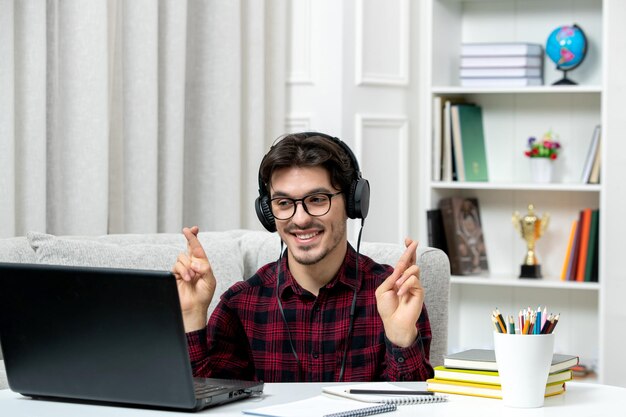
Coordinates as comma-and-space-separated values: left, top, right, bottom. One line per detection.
193, 381, 229, 399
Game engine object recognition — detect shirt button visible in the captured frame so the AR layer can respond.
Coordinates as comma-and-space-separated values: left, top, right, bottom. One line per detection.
397, 357, 405, 363
312, 352, 319, 359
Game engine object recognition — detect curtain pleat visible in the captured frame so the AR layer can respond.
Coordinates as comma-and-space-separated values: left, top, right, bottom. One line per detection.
0, 0, 16, 237
0, 0, 286, 238
14, 0, 47, 234
49, 0, 109, 235
183, 0, 242, 231
157, 0, 187, 233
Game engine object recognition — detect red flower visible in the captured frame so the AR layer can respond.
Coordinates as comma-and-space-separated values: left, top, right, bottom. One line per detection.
550, 153, 557, 160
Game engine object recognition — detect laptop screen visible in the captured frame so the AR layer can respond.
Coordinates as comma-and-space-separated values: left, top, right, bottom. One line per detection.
0, 263, 200, 409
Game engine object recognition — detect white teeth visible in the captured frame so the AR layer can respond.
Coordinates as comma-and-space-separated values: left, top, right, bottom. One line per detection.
296, 232, 318, 239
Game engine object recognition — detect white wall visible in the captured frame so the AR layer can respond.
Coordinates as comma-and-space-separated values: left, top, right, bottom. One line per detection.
286, 0, 423, 245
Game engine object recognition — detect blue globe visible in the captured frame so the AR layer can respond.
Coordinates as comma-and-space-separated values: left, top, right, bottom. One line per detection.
546, 24, 587, 71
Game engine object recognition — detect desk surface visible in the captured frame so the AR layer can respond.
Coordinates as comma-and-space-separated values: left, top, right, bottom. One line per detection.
1, 381, 624, 416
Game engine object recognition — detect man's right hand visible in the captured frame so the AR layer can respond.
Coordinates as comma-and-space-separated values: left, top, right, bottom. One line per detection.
172, 226, 216, 332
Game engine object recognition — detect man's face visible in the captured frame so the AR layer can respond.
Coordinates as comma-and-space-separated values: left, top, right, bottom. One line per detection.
269, 166, 347, 266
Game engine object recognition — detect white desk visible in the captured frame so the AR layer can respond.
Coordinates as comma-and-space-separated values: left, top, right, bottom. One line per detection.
0, 382, 624, 416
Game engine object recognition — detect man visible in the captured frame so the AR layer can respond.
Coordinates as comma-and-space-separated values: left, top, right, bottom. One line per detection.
172, 132, 433, 382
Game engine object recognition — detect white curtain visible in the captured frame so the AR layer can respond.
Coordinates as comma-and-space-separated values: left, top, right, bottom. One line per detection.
0, 0, 287, 237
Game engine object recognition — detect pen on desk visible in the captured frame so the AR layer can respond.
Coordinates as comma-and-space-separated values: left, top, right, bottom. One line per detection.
346, 389, 435, 396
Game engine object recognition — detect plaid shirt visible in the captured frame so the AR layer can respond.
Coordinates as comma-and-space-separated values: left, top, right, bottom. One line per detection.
186, 244, 434, 382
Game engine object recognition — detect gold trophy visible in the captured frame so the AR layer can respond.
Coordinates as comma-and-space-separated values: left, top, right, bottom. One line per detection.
512, 204, 550, 278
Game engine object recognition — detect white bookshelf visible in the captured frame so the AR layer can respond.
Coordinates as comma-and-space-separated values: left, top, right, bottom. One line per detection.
419, 0, 615, 383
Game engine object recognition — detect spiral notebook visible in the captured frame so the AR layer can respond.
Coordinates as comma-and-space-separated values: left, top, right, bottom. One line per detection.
244, 383, 447, 417
323, 382, 448, 405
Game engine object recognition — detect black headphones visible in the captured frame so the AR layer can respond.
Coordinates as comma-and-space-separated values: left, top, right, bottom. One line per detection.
255, 132, 370, 232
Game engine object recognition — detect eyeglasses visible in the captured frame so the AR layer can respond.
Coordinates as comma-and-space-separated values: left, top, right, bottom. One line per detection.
270, 192, 342, 220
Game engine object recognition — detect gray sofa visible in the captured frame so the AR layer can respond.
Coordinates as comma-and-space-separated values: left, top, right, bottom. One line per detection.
0, 230, 450, 390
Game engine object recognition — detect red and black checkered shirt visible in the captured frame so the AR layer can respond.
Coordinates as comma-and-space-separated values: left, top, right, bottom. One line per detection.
186, 244, 434, 382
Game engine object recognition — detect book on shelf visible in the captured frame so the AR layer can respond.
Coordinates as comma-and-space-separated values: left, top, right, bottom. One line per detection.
433, 366, 573, 386
561, 208, 600, 282
439, 97, 465, 182
432, 96, 443, 181
451, 104, 489, 182
450, 105, 466, 181
580, 125, 601, 183
443, 349, 579, 374
461, 55, 543, 68
560, 219, 578, 281
566, 211, 583, 281
460, 77, 543, 87
461, 42, 543, 57
589, 134, 602, 184
584, 209, 600, 282
575, 208, 593, 282
438, 197, 488, 275
426, 378, 566, 399
426, 209, 449, 254
460, 67, 542, 78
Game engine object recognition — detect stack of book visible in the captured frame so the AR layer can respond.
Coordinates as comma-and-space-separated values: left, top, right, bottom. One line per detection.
561, 208, 600, 282
427, 349, 578, 399
460, 42, 544, 87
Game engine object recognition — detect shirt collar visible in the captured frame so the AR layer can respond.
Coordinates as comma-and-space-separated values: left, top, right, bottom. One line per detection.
276, 243, 363, 299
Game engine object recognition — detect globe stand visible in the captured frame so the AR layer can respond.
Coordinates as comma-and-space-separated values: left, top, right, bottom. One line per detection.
552, 70, 577, 86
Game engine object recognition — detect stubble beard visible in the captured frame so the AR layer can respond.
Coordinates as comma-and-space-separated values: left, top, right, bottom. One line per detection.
286, 219, 347, 266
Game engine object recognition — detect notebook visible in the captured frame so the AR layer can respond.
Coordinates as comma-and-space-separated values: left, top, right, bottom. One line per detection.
443, 349, 579, 374
243, 395, 397, 417
0, 262, 263, 411
323, 382, 448, 405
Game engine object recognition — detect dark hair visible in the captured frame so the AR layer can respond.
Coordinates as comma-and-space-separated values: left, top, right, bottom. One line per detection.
259, 133, 356, 196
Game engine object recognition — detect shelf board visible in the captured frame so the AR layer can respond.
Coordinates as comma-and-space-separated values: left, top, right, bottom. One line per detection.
450, 275, 599, 290
430, 181, 601, 192
431, 86, 602, 95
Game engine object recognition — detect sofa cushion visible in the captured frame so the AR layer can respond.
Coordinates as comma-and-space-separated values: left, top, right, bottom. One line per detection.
0, 237, 37, 263
27, 232, 245, 316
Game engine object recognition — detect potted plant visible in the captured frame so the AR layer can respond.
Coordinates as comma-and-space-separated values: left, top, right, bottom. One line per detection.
524, 131, 561, 182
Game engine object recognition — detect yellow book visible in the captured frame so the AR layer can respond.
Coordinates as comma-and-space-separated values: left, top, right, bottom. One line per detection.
426, 378, 566, 399
433, 366, 573, 386
561, 220, 578, 281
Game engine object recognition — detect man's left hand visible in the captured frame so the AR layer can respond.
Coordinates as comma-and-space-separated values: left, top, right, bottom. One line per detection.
375, 238, 423, 348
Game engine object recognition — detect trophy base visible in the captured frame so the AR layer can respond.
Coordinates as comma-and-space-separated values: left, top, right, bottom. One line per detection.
520, 264, 542, 279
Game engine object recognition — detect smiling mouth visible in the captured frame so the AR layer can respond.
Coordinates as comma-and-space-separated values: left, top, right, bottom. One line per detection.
294, 231, 320, 240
